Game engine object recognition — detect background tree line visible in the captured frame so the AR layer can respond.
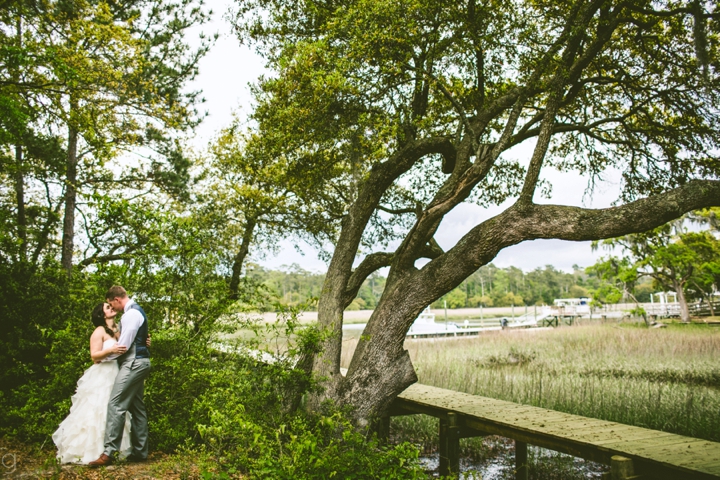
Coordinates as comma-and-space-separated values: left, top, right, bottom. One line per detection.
246, 262, 607, 310
243, 229, 720, 312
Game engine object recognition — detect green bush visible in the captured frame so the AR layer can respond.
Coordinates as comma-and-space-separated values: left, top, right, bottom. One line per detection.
196, 405, 425, 479
0, 263, 112, 440
148, 314, 427, 479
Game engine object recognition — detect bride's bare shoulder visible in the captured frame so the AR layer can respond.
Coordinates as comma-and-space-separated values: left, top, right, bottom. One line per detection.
90, 326, 106, 340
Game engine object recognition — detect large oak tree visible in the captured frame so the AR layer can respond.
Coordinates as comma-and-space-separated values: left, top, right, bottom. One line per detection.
233, 0, 720, 424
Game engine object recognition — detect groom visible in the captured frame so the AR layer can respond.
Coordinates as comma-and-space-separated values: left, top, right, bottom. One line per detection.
89, 285, 151, 467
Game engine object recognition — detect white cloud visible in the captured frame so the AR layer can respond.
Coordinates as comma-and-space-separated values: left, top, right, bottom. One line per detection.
185, 0, 266, 147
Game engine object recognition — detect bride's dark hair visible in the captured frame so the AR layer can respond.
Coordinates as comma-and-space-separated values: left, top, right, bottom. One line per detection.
91, 303, 116, 337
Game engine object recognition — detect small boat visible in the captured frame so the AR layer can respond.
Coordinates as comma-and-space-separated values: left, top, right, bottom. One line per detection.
407, 307, 460, 337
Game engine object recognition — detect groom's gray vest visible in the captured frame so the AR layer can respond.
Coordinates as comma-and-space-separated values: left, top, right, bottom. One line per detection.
118, 303, 150, 362
129, 303, 150, 359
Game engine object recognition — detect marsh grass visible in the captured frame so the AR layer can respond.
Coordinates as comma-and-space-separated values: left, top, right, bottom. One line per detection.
342, 323, 720, 443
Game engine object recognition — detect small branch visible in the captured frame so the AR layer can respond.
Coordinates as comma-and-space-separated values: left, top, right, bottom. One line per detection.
377, 205, 417, 215
79, 253, 134, 267
343, 252, 395, 307
425, 70, 477, 142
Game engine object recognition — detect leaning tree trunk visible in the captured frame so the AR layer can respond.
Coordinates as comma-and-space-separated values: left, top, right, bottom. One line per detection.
228, 216, 257, 299
332, 277, 423, 427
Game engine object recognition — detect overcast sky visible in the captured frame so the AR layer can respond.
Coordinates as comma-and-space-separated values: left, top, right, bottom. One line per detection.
186, 0, 623, 274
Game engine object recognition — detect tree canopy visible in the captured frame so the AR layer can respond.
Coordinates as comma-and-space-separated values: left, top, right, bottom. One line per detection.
592, 214, 720, 320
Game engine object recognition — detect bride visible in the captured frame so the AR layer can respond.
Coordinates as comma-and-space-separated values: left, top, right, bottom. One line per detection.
52, 303, 133, 464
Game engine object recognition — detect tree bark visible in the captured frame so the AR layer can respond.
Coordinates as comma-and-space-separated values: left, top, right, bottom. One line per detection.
15, 144, 27, 262
61, 125, 78, 276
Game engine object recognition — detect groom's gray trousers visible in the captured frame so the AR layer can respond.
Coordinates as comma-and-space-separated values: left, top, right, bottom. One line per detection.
103, 348, 151, 458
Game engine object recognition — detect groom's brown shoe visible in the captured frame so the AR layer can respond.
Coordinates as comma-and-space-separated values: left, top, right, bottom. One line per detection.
88, 454, 112, 467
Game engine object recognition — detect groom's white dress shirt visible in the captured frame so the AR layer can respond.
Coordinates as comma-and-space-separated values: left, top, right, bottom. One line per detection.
105, 298, 144, 361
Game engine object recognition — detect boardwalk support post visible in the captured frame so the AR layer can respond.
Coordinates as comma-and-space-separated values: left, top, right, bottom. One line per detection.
611, 455, 634, 479
376, 415, 390, 444
439, 412, 460, 477
516, 440, 528, 480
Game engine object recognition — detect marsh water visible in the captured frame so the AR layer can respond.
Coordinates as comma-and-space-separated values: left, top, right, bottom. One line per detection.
418, 444, 609, 479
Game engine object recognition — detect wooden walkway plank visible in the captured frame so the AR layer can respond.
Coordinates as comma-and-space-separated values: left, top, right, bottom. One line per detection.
472, 411, 579, 427
392, 382, 720, 479
592, 429, 678, 445
638, 445, 720, 464
620, 437, 716, 456
512, 418, 618, 433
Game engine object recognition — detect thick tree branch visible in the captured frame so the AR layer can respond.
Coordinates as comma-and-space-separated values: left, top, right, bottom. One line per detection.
229, 215, 259, 299
324, 135, 455, 291
314, 135, 455, 378
416, 180, 720, 306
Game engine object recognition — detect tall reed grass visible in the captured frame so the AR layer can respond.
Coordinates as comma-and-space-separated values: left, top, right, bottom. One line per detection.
342, 323, 720, 441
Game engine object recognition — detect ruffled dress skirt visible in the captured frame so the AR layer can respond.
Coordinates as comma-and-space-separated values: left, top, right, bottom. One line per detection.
52, 361, 132, 464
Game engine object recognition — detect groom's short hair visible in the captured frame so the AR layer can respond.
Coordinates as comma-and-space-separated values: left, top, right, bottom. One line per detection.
106, 285, 128, 301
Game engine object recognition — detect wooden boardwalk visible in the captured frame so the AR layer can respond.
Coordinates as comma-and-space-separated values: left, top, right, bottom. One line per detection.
388, 383, 720, 479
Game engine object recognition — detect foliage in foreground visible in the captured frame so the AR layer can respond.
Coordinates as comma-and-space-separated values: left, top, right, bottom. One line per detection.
147, 317, 426, 478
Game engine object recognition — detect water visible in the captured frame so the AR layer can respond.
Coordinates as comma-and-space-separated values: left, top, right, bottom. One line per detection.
418, 444, 609, 479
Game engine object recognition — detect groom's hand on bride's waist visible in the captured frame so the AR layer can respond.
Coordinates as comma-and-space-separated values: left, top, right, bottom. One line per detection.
111, 344, 128, 355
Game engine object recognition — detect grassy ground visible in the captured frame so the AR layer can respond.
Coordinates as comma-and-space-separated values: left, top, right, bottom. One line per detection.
0, 437, 240, 479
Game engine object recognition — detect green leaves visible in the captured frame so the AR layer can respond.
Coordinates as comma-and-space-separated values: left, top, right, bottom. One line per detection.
590, 214, 720, 319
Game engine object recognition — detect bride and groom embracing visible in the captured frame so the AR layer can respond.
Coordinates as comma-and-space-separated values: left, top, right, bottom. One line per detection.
52, 285, 151, 466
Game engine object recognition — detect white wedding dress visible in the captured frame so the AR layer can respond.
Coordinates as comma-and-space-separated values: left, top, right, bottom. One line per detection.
52, 338, 132, 464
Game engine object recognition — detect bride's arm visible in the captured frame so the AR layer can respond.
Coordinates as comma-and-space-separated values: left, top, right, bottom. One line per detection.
90, 328, 127, 362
